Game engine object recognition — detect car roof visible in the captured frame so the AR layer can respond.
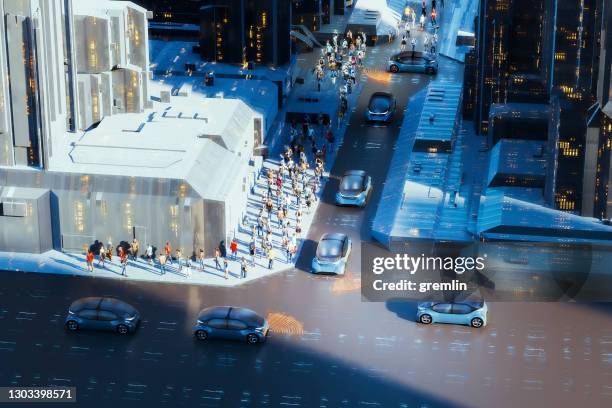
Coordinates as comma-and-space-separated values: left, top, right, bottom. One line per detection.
370, 91, 393, 99
99, 298, 138, 315
70, 297, 103, 311
320, 232, 347, 242
343, 170, 367, 177
228, 307, 264, 324
198, 306, 231, 320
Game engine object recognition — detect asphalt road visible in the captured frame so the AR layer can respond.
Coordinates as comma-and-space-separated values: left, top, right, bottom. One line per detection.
1, 42, 612, 408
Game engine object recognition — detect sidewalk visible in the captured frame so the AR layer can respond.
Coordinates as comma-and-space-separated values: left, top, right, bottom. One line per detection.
0, 44, 368, 287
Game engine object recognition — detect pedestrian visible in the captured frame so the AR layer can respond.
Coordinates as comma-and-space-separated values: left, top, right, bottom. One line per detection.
86, 250, 94, 272
176, 248, 183, 273
230, 238, 238, 260
419, 14, 426, 30
223, 258, 229, 279
214, 246, 221, 270
130, 238, 139, 261
145, 244, 153, 265
400, 35, 407, 51
431, 8, 437, 25
289, 243, 298, 263
257, 212, 264, 236
164, 241, 173, 265
219, 240, 227, 258
159, 252, 167, 275
97, 244, 106, 268
267, 247, 275, 269
240, 257, 248, 279
106, 239, 113, 262
277, 206, 285, 228
119, 246, 128, 277
249, 239, 256, 265
198, 248, 205, 271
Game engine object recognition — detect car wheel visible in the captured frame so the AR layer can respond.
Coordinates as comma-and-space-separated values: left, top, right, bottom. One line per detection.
390, 65, 399, 73
195, 330, 208, 341
116, 324, 129, 335
470, 317, 484, 328
246, 334, 260, 344
419, 314, 432, 324
66, 320, 79, 331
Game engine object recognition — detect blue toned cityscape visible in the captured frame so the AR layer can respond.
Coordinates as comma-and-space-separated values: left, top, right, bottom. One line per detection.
0, 0, 611, 407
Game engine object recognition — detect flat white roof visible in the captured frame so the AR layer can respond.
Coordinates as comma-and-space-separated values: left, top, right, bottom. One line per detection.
48, 87, 260, 201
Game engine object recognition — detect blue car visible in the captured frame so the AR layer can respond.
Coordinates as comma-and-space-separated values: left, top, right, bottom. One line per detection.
194, 306, 269, 344
416, 301, 488, 328
366, 92, 396, 122
335, 170, 372, 207
65, 297, 140, 334
311, 233, 352, 274
388, 51, 438, 74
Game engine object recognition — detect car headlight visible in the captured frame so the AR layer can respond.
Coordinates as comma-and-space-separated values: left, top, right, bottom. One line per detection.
126, 315, 137, 321
254, 326, 265, 333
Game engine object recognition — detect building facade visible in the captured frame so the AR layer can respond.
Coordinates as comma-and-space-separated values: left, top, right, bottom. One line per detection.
199, 0, 292, 66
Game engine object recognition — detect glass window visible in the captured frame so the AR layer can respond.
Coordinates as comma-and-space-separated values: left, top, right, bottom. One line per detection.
78, 309, 98, 320
452, 304, 474, 314
98, 310, 119, 321
207, 318, 227, 329
226, 319, 248, 330
432, 303, 452, 314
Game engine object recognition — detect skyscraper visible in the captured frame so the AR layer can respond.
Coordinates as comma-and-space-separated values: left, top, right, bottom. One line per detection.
463, 0, 608, 215
199, 0, 292, 66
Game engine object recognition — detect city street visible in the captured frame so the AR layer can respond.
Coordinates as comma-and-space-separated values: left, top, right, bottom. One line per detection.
1, 25, 612, 408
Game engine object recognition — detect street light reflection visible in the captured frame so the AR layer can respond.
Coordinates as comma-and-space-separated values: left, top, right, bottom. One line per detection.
366, 69, 392, 84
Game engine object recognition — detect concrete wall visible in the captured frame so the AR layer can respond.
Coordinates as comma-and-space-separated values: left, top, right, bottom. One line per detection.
0, 188, 53, 253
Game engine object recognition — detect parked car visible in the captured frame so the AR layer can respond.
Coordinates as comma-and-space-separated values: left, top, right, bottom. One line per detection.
311, 233, 352, 275
65, 297, 140, 334
388, 51, 438, 74
416, 301, 488, 328
335, 170, 372, 207
366, 92, 396, 122
194, 306, 269, 344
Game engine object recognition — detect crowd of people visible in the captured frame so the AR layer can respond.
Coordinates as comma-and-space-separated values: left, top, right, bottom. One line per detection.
81, 15, 383, 282
399, 0, 442, 55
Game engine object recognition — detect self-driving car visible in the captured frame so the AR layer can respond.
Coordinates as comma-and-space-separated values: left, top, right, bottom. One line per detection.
388, 51, 438, 74
416, 301, 488, 328
194, 306, 269, 344
366, 92, 396, 122
65, 297, 140, 334
335, 170, 372, 207
311, 233, 352, 275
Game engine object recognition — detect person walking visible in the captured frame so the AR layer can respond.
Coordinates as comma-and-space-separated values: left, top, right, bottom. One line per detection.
219, 240, 227, 258
130, 238, 139, 261
106, 239, 113, 263
164, 241, 173, 265
257, 211, 264, 236
230, 238, 238, 260
198, 249, 205, 271
431, 8, 437, 26
249, 239, 256, 266
86, 251, 95, 273
223, 258, 229, 279
119, 246, 128, 277
214, 246, 221, 270
400, 35, 407, 51
159, 252, 167, 275
267, 247, 275, 270
411, 37, 417, 55
145, 244, 153, 265
240, 257, 248, 279
97, 244, 106, 268
176, 248, 183, 273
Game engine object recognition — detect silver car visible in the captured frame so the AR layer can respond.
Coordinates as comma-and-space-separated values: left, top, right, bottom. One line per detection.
311, 233, 352, 274
388, 51, 438, 74
335, 170, 372, 207
65, 297, 140, 335
194, 306, 269, 344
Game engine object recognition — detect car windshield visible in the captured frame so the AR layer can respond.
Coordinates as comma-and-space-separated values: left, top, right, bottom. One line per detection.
369, 96, 391, 113
340, 175, 364, 194
316, 239, 343, 260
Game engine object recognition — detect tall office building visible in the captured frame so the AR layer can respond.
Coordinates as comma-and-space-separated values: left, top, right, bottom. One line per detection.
0, 0, 150, 170
464, 0, 608, 215
199, 0, 292, 66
